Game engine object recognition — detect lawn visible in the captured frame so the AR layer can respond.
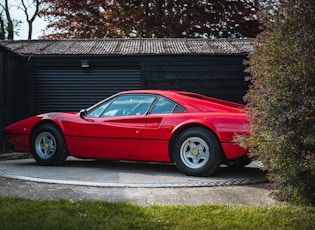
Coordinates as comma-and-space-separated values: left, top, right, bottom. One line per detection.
0, 197, 314, 229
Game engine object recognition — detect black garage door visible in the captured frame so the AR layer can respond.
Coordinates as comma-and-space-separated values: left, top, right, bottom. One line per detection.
33, 68, 141, 114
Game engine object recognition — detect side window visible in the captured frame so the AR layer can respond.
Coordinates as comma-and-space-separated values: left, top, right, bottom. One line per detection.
149, 97, 176, 114
86, 99, 113, 117
101, 94, 156, 117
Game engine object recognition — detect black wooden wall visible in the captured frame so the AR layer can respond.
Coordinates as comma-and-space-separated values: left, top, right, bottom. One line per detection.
0, 47, 29, 149
28, 54, 248, 114
143, 55, 248, 103
0, 48, 4, 147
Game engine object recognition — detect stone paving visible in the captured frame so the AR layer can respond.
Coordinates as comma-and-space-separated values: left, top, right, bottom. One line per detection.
0, 157, 267, 188
0, 154, 277, 205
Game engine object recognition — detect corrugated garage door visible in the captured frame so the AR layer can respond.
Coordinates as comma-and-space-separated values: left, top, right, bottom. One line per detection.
33, 68, 141, 114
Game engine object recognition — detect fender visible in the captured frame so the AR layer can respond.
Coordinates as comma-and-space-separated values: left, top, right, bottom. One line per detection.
171, 113, 248, 143
172, 118, 218, 139
31, 113, 74, 135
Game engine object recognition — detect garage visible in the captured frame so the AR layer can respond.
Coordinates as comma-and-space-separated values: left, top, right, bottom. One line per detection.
33, 67, 141, 114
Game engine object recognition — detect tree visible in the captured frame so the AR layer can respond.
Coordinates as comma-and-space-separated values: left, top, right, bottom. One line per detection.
116, 0, 260, 38
0, 0, 39, 40
0, 13, 5, 39
0, 0, 15, 39
19, 0, 41, 39
40, 0, 120, 39
240, 0, 315, 205
40, 0, 261, 39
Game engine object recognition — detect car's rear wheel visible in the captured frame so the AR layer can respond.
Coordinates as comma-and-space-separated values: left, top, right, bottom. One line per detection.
173, 127, 223, 176
31, 124, 68, 166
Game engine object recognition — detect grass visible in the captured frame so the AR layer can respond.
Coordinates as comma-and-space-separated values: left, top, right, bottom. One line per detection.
0, 197, 314, 229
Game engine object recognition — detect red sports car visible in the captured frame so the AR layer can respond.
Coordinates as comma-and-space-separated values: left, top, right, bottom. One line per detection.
5, 90, 249, 176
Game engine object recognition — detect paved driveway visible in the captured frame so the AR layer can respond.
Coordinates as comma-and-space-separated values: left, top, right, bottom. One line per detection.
0, 155, 277, 205
0, 157, 266, 188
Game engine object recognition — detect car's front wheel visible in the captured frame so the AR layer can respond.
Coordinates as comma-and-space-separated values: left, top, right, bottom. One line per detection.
173, 127, 223, 176
31, 124, 68, 166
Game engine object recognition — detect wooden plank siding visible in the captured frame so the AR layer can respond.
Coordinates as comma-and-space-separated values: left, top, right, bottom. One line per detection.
143, 55, 248, 103
0, 48, 28, 150
28, 54, 248, 105
0, 49, 4, 147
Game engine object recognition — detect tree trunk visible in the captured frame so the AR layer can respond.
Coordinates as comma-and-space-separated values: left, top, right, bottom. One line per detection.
5, 0, 14, 39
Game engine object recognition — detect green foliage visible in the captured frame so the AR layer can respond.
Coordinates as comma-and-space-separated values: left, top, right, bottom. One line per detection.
242, 0, 315, 205
0, 197, 314, 229
0, 0, 23, 40
40, 0, 261, 39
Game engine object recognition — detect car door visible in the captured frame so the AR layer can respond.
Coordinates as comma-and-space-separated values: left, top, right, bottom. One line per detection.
142, 96, 186, 139
70, 94, 157, 158
134, 96, 187, 161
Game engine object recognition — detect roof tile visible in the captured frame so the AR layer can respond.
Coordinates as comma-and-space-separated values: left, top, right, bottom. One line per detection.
0, 38, 253, 55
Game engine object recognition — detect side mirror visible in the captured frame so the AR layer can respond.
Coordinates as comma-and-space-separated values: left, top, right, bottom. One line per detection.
79, 109, 87, 118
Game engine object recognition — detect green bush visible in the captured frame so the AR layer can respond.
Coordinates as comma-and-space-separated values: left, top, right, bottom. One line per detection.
241, 0, 315, 205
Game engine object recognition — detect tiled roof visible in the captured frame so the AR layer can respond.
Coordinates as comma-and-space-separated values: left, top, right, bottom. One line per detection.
0, 38, 253, 56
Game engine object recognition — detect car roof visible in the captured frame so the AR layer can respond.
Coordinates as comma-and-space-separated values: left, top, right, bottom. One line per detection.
118, 89, 210, 100
119, 89, 180, 96
118, 89, 244, 113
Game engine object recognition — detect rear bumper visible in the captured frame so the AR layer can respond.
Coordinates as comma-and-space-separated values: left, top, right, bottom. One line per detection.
221, 143, 248, 159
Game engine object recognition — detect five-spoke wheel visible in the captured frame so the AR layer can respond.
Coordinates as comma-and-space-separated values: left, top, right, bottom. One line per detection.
34, 131, 57, 159
173, 127, 223, 176
180, 137, 210, 169
31, 124, 68, 166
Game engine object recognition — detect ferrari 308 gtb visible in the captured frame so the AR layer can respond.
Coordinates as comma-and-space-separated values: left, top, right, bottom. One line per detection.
5, 90, 250, 176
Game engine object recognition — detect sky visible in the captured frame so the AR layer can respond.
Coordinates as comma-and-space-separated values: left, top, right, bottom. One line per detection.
9, 0, 48, 40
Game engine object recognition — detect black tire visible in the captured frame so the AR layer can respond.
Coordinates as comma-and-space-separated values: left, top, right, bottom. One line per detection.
173, 127, 223, 176
31, 124, 68, 166
225, 155, 251, 168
